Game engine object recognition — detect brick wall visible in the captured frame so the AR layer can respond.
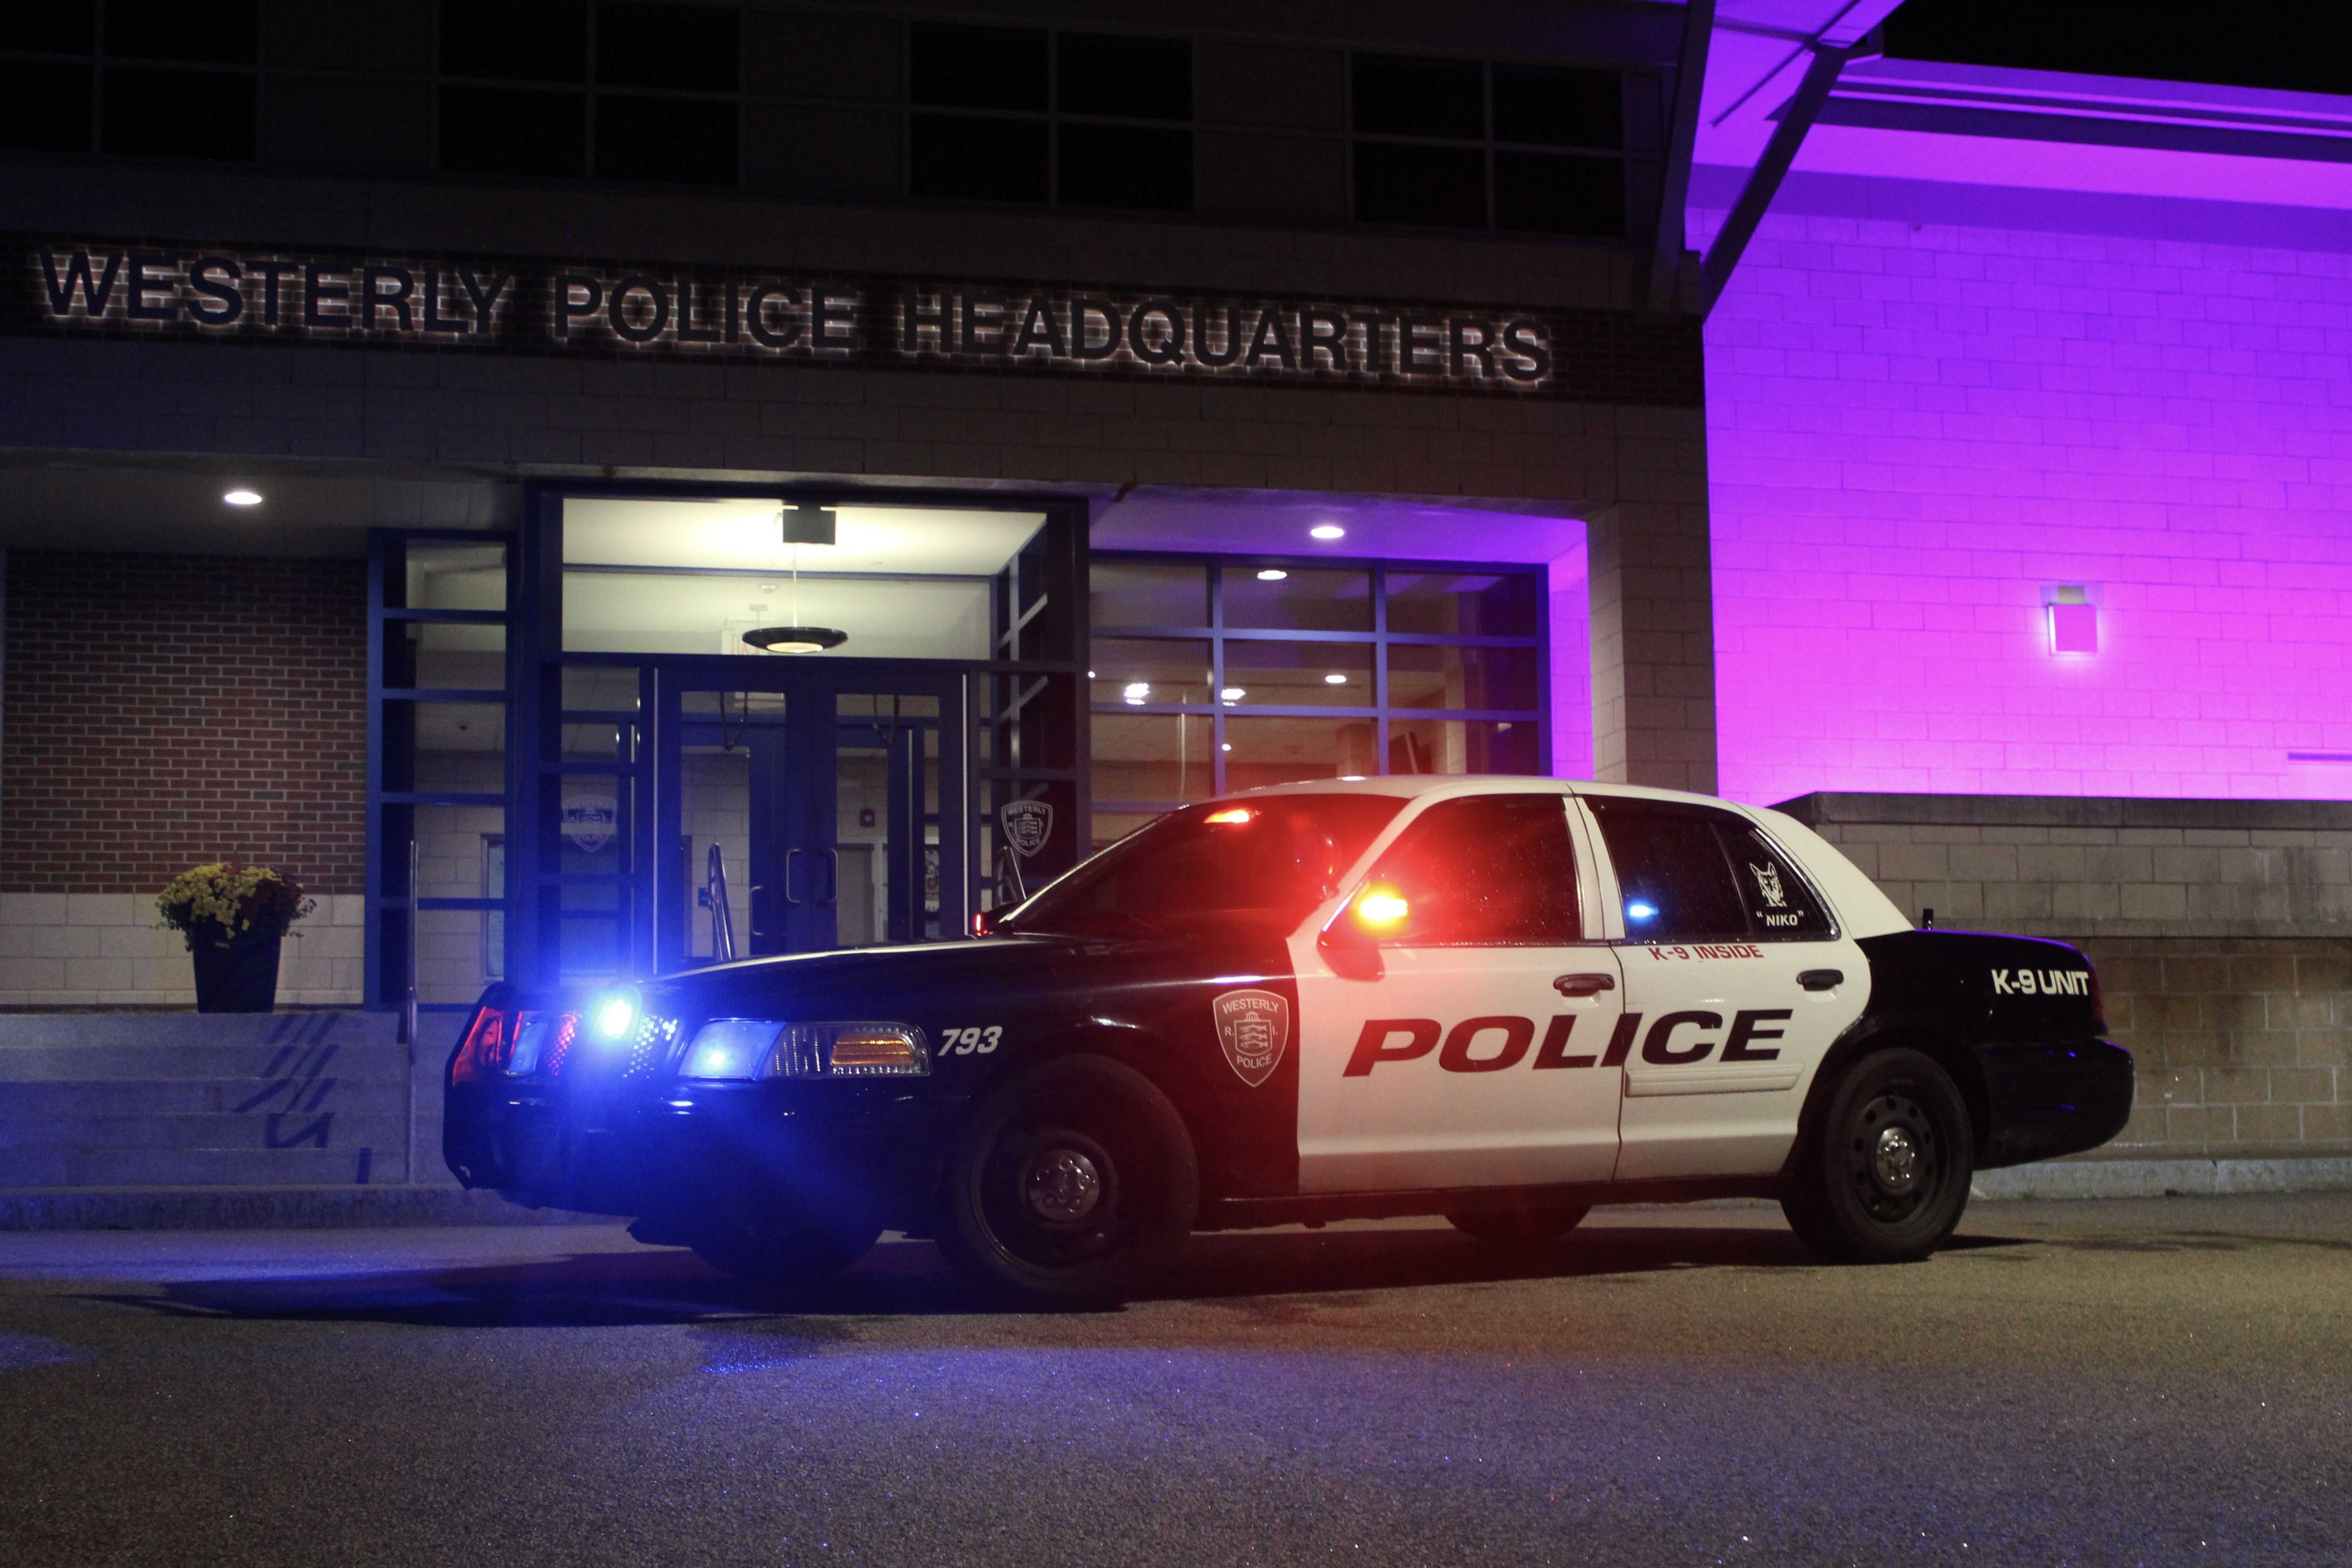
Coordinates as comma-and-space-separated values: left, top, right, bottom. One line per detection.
1703, 207, 2352, 804
3, 552, 367, 897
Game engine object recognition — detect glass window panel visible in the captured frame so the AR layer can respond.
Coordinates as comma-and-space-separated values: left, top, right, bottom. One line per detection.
1387, 644, 1538, 711
405, 541, 506, 608
441, 0, 586, 81
564, 569, 988, 658
1090, 560, 1206, 629
438, 85, 585, 177
1351, 55, 1483, 138
1495, 150, 1624, 237
909, 111, 1048, 201
560, 720, 624, 762
1353, 141, 1484, 227
1224, 714, 1379, 790
1363, 794, 1579, 945
1385, 569, 1537, 636
1222, 567, 1371, 631
562, 666, 641, 712
101, 65, 252, 158
1059, 123, 1191, 211
595, 0, 737, 89
1090, 638, 1210, 708
1387, 718, 1539, 775
1222, 640, 1373, 707
414, 622, 504, 691
1492, 65, 1622, 149
1090, 809, 1163, 854
1058, 34, 1190, 120
1587, 799, 1749, 942
1089, 713, 1212, 805
595, 94, 737, 185
15, 1, 95, 52
0, 63, 93, 154
909, 23, 1047, 111
681, 743, 750, 959
106, 0, 257, 64
1719, 821, 1834, 939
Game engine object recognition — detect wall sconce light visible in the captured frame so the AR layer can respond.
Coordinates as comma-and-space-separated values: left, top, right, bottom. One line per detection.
2047, 585, 2097, 655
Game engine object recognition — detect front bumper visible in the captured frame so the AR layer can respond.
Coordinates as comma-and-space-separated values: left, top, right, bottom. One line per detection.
1977, 1037, 2135, 1169
446, 1078, 959, 1230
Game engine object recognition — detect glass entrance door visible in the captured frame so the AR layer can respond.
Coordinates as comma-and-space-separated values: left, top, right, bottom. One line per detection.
674, 672, 964, 962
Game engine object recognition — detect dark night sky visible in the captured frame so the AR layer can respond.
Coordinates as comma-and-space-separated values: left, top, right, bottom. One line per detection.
1882, 1, 2352, 97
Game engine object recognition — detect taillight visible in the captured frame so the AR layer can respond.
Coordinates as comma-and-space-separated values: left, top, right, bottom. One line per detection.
452, 1007, 515, 1084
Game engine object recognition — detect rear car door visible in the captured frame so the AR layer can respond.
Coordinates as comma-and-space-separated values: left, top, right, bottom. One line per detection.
1578, 795, 1867, 1179
1291, 791, 1627, 1194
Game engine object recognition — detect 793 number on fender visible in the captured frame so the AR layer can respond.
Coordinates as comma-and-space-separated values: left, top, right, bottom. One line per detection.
941, 1026, 1002, 1056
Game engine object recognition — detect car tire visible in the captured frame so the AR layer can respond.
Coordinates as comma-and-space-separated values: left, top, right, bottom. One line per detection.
689, 1217, 882, 1284
1782, 1047, 1974, 1263
1445, 1203, 1590, 1247
934, 1054, 1200, 1309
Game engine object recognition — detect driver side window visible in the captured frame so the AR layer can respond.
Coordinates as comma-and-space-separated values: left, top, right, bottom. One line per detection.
1358, 794, 1581, 946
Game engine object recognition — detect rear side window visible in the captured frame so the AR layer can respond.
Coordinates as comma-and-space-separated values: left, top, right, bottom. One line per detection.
1588, 799, 1832, 942
1360, 794, 1580, 945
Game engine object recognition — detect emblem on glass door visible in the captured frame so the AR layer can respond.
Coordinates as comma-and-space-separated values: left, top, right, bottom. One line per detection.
1000, 798, 1054, 857
561, 793, 618, 853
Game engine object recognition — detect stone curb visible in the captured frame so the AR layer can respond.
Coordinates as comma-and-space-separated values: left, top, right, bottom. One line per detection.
0, 1185, 610, 1232
1972, 1157, 2352, 1201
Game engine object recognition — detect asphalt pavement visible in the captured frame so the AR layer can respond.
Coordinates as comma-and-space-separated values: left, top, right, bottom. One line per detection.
1, 1193, 2347, 1567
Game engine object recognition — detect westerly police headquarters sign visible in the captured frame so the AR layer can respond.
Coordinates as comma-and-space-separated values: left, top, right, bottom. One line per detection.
15, 236, 1703, 405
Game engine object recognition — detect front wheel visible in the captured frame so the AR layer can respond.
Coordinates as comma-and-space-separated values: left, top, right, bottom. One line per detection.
1782, 1047, 1974, 1263
934, 1055, 1199, 1309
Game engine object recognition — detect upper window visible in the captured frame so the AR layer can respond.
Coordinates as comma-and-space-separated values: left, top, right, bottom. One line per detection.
907, 23, 1192, 212
0, 0, 257, 161
436, 0, 741, 186
1350, 54, 1626, 237
1588, 799, 1833, 943
1355, 794, 1580, 947
1086, 556, 1545, 852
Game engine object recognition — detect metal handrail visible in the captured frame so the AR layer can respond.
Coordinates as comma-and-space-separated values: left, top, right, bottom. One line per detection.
701, 842, 737, 963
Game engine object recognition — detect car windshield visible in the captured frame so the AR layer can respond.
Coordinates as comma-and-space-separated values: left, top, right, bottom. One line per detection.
1000, 795, 1408, 937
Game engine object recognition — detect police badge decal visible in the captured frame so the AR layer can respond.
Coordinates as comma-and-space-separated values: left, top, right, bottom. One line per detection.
1212, 988, 1290, 1088
1000, 798, 1053, 858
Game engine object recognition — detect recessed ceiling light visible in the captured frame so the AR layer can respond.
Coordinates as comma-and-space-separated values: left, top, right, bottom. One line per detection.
1256, 569, 1288, 581
1324, 673, 1348, 685
1221, 743, 1233, 752
1309, 524, 1345, 540
1219, 687, 1246, 701
223, 489, 262, 507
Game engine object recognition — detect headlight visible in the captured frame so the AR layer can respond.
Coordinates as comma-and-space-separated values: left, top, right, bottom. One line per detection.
587, 987, 641, 1043
676, 1019, 930, 1080
680, 1018, 783, 1079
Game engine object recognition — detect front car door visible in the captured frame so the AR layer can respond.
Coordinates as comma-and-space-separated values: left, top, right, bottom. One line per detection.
1576, 793, 1868, 1180
1291, 789, 1627, 1194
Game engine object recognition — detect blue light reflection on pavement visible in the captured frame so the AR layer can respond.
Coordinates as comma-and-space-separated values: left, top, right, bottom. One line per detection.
0, 1331, 84, 1369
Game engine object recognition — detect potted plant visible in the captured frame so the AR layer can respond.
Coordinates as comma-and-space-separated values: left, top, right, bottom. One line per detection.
155, 862, 317, 1014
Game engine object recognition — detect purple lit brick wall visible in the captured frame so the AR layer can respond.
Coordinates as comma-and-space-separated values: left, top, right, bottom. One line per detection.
1703, 210, 2352, 805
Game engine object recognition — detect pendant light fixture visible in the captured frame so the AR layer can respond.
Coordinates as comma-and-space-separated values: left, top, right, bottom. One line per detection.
741, 502, 848, 653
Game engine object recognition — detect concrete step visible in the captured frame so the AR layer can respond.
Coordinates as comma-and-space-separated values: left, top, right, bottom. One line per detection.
0, 1183, 608, 1231
0, 1110, 411, 1152
0, 1146, 417, 1188
0, 1040, 411, 1082
0, 1078, 412, 1117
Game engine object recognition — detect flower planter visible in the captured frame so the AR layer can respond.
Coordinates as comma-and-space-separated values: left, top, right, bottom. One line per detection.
189, 925, 284, 1014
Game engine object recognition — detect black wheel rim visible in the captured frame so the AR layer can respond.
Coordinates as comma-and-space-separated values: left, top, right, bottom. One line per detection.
976, 1111, 1146, 1271
1842, 1088, 1944, 1225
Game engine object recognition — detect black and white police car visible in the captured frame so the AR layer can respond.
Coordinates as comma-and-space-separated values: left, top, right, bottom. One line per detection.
446, 778, 2132, 1306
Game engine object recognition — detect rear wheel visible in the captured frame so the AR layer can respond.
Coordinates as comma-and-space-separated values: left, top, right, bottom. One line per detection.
1782, 1048, 1973, 1263
689, 1217, 881, 1284
1445, 1203, 1590, 1248
935, 1055, 1199, 1309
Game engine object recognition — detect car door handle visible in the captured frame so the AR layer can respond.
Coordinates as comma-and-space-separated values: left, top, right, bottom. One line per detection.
1798, 969, 1844, 991
1554, 972, 1616, 998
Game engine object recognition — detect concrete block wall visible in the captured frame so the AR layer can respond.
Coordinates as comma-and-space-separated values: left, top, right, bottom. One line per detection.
1782, 793, 2352, 1165
0, 894, 365, 1007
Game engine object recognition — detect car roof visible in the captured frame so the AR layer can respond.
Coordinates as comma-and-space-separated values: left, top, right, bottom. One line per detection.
1214, 775, 1747, 812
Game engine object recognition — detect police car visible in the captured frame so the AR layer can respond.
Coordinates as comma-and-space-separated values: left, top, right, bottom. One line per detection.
445, 777, 2132, 1306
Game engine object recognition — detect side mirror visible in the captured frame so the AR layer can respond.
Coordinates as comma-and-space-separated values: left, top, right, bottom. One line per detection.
1316, 895, 1386, 981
